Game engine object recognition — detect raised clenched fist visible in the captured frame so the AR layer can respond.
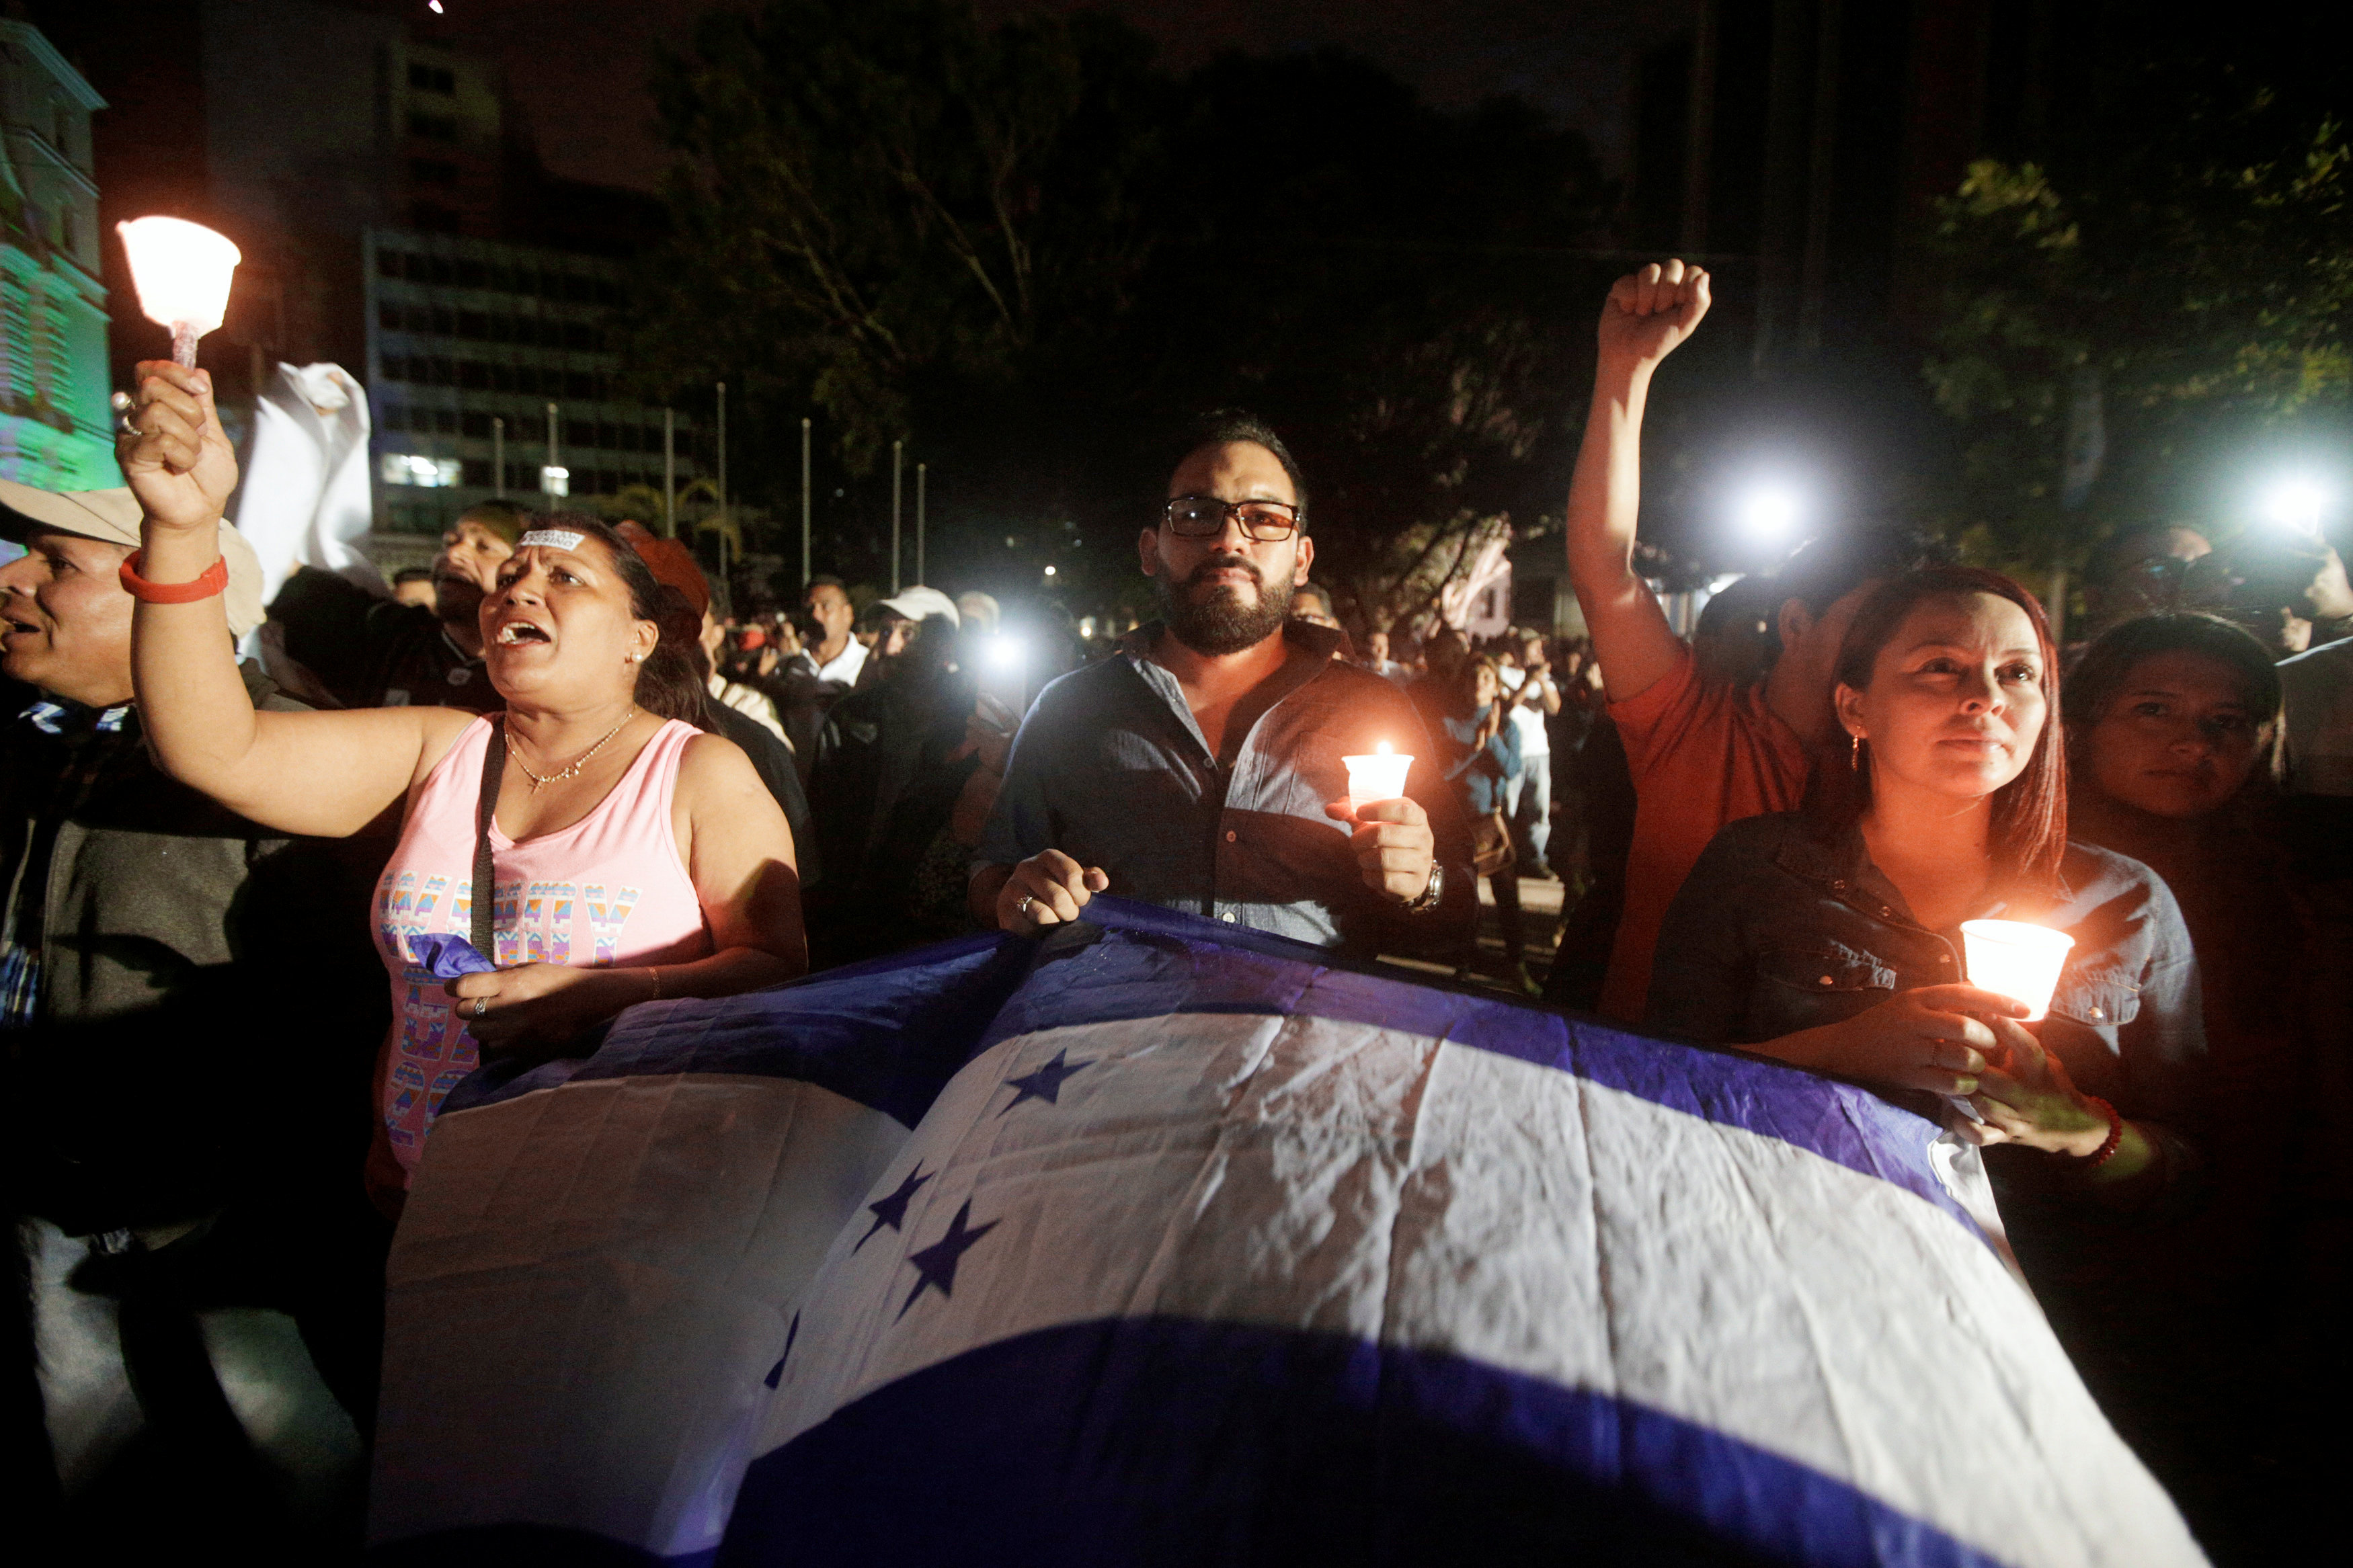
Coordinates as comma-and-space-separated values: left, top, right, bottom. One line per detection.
1597, 259, 1711, 378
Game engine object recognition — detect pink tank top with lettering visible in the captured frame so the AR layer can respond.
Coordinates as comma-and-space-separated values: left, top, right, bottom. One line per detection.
371, 716, 711, 1171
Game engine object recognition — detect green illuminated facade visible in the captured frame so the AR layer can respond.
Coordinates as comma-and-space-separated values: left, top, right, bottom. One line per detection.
0, 20, 112, 491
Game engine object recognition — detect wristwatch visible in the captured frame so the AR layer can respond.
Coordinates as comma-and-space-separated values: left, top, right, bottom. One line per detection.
1397, 862, 1444, 913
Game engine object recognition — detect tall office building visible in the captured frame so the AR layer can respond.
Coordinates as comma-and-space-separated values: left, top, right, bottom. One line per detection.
31, 0, 697, 548
0, 18, 112, 489
367, 229, 696, 535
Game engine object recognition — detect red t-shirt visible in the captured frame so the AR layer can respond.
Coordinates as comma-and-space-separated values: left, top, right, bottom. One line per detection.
1599, 647, 1813, 1021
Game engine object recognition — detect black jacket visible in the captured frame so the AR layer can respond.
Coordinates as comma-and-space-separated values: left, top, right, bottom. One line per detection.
1, 669, 387, 1233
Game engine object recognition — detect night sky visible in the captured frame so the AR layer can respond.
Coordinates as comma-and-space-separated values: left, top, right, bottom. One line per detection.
393, 0, 1674, 193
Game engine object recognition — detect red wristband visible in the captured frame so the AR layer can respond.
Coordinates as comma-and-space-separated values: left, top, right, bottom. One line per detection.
2081, 1096, 2124, 1168
120, 549, 229, 604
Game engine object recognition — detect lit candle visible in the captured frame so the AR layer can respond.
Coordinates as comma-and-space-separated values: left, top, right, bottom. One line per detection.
116, 216, 243, 368
1958, 919, 2075, 1022
1341, 740, 1413, 814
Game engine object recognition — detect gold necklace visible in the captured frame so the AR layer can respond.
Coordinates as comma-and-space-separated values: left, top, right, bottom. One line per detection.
509, 708, 638, 794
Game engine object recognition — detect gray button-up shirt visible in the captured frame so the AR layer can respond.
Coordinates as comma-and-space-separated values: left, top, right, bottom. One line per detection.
978, 621, 1473, 953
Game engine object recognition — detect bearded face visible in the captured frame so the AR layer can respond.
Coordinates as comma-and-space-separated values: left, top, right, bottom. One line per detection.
1154, 550, 1298, 655
1145, 439, 1314, 657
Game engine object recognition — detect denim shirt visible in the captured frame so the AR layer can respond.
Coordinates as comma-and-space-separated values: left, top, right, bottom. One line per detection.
1439, 704, 1521, 818
978, 620, 1475, 953
1646, 812, 2206, 1134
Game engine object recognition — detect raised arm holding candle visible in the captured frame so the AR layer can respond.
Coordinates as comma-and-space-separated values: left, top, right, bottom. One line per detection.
1646, 567, 2206, 1200
116, 360, 805, 1206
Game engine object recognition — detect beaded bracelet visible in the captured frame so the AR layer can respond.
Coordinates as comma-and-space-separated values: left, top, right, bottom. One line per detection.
120, 549, 229, 604
2081, 1095, 2124, 1169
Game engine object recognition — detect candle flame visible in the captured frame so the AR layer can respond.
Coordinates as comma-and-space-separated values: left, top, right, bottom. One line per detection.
1375, 740, 1392, 755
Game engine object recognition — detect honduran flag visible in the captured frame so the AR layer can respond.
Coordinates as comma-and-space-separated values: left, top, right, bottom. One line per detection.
368, 899, 2206, 1567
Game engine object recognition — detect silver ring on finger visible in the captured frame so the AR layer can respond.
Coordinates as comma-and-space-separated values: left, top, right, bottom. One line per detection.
472, 996, 489, 1018
1015, 895, 1035, 919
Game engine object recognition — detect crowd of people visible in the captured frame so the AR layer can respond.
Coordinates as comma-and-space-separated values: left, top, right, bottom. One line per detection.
1, 261, 2345, 1561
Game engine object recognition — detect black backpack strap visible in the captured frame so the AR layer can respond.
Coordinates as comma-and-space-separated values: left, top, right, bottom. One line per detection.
471, 716, 506, 960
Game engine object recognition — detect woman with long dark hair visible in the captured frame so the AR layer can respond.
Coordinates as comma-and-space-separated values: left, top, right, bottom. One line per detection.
1647, 566, 2203, 1200
115, 360, 804, 1206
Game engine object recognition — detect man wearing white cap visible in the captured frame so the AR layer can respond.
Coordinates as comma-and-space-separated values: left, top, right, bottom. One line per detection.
803, 585, 982, 964
865, 584, 963, 665
1, 481, 386, 1546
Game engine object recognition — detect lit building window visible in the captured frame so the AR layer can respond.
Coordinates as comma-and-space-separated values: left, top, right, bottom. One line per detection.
382, 452, 461, 488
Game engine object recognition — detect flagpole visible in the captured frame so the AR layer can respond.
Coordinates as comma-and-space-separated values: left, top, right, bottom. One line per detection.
663, 407, 677, 538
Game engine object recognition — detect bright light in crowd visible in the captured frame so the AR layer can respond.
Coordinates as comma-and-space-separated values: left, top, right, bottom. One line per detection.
541, 465, 569, 497
1736, 485, 1804, 542
116, 216, 242, 367
1043, 564, 1057, 577
2264, 477, 2330, 532
983, 634, 1025, 671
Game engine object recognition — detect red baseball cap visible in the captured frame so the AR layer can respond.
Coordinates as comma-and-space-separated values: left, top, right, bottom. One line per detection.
612, 520, 710, 620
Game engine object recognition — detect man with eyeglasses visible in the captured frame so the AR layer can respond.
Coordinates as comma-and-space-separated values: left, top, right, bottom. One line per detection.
971, 411, 1472, 952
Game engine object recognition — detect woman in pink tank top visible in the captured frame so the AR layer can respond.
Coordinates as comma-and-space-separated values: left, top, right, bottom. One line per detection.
114, 393, 805, 1208
371, 714, 715, 1179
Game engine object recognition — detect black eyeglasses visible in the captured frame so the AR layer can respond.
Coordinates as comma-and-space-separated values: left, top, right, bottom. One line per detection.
1163, 495, 1303, 542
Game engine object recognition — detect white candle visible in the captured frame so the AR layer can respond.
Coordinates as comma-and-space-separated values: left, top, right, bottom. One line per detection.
1341, 741, 1413, 813
116, 216, 243, 367
1959, 919, 2075, 1022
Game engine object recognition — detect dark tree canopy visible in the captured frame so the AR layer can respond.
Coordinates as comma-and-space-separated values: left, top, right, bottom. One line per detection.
625, 0, 1613, 622
1919, 19, 2353, 580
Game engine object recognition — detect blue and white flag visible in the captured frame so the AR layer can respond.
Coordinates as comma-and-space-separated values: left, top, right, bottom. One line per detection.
368, 900, 2205, 1567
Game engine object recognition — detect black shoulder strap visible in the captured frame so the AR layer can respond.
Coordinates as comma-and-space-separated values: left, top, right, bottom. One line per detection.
471, 716, 506, 959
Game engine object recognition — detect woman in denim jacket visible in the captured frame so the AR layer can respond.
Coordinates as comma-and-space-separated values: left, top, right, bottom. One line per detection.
1648, 567, 2203, 1203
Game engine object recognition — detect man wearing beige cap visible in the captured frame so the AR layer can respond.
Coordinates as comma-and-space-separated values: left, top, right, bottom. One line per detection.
1, 481, 387, 1548
0, 479, 264, 701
